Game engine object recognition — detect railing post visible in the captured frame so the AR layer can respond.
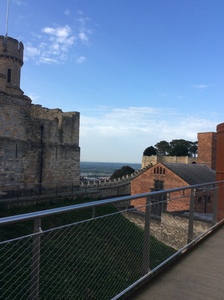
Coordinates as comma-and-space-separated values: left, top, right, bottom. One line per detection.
30, 218, 42, 300
213, 183, 218, 224
142, 195, 151, 275
188, 188, 194, 243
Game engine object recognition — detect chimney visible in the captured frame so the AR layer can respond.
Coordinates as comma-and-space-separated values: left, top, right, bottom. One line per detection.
197, 132, 217, 170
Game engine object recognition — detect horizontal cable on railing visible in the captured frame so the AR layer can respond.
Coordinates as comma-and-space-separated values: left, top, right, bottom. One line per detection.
0, 180, 223, 299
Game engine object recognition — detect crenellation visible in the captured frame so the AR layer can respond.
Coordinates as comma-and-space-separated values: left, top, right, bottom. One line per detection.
0, 35, 80, 196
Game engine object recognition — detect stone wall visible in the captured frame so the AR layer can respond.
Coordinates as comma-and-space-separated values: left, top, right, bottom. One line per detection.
100, 182, 130, 198
0, 92, 80, 196
142, 155, 197, 168
161, 212, 212, 250
0, 36, 24, 95
123, 211, 212, 250
0, 35, 80, 198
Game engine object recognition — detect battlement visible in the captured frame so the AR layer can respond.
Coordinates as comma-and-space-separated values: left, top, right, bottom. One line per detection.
0, 35, 24, 95
0, 36, 23, 65
142, 155, 197, 168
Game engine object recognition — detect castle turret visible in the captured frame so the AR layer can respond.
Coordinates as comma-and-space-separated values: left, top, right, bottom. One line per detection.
0, 35, 24, 95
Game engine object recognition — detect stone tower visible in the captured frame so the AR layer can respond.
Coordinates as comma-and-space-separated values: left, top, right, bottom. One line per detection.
0, 35, 80, 197
0, 35, 24, 95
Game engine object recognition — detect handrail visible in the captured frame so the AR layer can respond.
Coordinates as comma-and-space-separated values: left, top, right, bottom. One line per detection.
1, 180, 224, 300
0, 180, 222, 226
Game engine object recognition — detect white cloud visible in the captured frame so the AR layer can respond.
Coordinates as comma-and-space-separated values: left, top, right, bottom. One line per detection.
80, 106, 219, 162
76, 56, 86, 64
64, 9, 70, 16
194, 84, 208, 89
25, 25, 76, 64
77, 14, 93, 46
14, 0, 26, 5
39, 57, 58, 64
24, 12, 94, 64
42, 25, 76, 52
24, 42, 40, 60
78, 32, 88, 43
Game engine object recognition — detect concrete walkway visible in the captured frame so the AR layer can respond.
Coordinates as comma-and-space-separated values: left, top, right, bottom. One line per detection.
130, 226, 224, 300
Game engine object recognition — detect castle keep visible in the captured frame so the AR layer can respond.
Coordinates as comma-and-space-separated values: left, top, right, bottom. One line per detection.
0, 36, 80, 196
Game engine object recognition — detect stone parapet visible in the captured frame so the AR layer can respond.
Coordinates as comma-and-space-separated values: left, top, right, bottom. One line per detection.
142, 155, 197, 168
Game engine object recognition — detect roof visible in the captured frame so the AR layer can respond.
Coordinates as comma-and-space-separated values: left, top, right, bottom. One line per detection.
163, 163, 216, 185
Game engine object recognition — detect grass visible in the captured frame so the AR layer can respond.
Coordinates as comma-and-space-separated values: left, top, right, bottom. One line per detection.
0, 198, 176, 299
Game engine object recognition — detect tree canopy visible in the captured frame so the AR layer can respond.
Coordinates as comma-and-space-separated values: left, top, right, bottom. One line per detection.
143, 146, 157, 156
154, 140, 170, 156
144, 139, 198, 157
110, 165, 135, 180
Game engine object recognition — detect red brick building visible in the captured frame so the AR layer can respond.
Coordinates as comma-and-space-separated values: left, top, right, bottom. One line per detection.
197, 132, 217, 170
131, 163, 215, 214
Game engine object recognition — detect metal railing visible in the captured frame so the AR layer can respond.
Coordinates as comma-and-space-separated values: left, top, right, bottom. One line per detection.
0, 181, 224, 299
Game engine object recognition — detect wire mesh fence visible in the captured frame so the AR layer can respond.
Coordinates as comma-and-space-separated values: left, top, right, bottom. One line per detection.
0, 181, 223, 299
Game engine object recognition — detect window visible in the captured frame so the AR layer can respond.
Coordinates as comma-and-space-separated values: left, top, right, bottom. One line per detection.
198, 197, 202, 204
151, 180, 166, 217
206, 196, 211, 203
7, 69, 11, 83
153, 167, 166, 175
154, 180, 164, 191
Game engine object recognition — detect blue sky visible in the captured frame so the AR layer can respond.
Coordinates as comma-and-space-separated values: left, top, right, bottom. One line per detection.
1, 0, 224, 163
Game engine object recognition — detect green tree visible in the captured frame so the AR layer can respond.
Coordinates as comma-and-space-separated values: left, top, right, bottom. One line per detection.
143, 146, 157, 156
153, 139, 198, 157
110, 166, 135, 180
169, 139, 189, 156
169, 139, 198, 156
188, 141, 198, 157
154, 140, 170, 156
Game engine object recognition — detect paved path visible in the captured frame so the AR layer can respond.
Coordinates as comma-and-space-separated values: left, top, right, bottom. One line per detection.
130, 225, 224, 300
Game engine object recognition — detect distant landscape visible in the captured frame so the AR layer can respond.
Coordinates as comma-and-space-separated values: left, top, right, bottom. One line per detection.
80, 161, 141, 180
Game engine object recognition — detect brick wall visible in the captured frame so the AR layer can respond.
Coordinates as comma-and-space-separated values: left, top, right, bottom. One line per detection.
197, 132, 217, 170
131, 163, 216, 214
130, 163, 190, 212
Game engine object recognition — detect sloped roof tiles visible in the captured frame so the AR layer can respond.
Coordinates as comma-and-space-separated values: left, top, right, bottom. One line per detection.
163, 163, 216, 185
